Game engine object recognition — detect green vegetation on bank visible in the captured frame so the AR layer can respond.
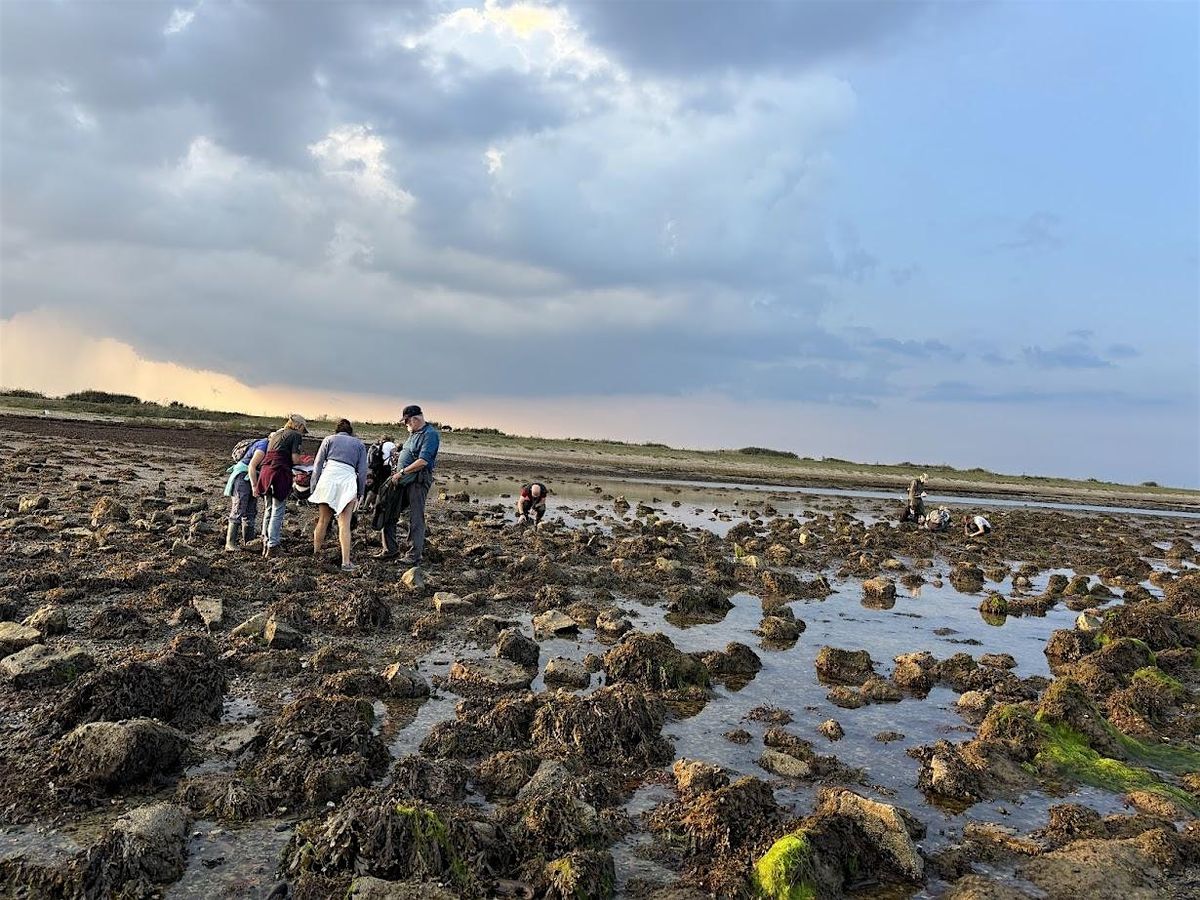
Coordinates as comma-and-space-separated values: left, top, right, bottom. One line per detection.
1, 388, 1195, 496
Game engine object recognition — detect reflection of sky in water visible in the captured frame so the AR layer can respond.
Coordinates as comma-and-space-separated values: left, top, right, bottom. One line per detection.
157, 476, 1200, 893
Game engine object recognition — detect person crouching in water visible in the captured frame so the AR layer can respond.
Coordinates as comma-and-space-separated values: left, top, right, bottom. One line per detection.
963, 513, 992, 537
516, 481, 549, 526
309, 418, 367, 572
925, 505, 952, 532
248, 413, 307, 558
224, 435, 268, 551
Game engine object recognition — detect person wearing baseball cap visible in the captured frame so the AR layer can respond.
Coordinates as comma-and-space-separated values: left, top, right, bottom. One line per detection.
378, 404, 440, 565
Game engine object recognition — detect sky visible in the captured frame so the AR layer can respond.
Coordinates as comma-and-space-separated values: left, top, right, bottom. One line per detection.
0, 0, 1197, 486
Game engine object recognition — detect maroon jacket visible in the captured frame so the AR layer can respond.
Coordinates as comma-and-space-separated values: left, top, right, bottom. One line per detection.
256, 449, 294, 500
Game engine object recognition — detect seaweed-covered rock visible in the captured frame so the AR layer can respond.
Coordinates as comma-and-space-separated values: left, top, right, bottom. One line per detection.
85, 802, 189, 896
0, 622, 42, 658
52, 718, 191, 789
544, 850, 615, 900
1036, 678, 1122, 757
814, 646, 876, 686
543, 657, 590, 689
699, 642, 762, 680
283, 794, 493, 893
673, 776, 781, 856
818, 720, 844, 741
862, 577, 896, 601
950, 564, 985, 594
90, 496, 129, 527
506, 761, 608, 859
753, 789, 925, 899
892, 651, 937, 696
672, 759, 730, 800
53, 633, 226, 732
908, 740, 987, 804
531, 683, 671, 768
249, 693, 389, 808
1045, 629, 1096, 674
602, 633, 709, 691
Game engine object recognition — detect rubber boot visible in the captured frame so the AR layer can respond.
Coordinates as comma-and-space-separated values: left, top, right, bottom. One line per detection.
224, 521, 238, 552
241, 521, 253, 545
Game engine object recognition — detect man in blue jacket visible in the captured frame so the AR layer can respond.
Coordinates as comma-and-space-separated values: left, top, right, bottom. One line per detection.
379, 404, 440, 566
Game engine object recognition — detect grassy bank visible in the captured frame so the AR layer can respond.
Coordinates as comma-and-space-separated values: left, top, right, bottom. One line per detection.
1, 392, 1197, 506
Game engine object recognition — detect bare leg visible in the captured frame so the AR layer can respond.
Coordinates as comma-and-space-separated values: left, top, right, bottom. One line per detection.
313, 505, 333, 556
337, 500, 356, 567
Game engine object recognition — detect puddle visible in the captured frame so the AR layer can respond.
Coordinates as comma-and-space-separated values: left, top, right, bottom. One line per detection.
166, 819, 293, 899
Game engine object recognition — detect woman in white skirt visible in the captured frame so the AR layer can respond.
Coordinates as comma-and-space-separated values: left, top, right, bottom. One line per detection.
309, 419, 368, 571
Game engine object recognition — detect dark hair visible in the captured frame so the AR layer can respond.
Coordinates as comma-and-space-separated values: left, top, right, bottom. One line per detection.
336, 418, 353, 435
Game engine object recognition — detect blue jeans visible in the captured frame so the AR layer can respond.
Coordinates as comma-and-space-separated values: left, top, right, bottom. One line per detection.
262, 495, 287, 548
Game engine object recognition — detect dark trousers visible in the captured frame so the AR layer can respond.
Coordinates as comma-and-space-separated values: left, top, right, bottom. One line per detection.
382, 480, 429, 562
517, 498, 546, 521
228, 475, 258, 524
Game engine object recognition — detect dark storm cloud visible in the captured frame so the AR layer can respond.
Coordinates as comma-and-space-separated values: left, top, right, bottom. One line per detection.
565, 0, 950, 75
2, 0, 1125, 420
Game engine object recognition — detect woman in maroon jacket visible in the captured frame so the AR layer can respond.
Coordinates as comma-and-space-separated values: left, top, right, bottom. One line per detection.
247, 413, 307, 558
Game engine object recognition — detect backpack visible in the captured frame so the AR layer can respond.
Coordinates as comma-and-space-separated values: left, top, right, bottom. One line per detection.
231, 437, 257, 462
367, 441, 384, 472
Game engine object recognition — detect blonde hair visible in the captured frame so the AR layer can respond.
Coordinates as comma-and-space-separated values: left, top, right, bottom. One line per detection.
286, 413, 307, 432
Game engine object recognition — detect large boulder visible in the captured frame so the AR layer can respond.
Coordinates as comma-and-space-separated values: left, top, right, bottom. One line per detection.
52, 719, 191, 789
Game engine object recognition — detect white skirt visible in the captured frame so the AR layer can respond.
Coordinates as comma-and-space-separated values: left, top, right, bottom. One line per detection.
309, 460, 359, 514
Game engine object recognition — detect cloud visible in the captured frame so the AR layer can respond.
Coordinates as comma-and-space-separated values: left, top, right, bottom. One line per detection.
997, 211, 1064, 252
1106, 343, 1140, 359
568, 0, 950, 75
920, 381, 1132, 406
866, 337, 964, 362
1021, 341, 1113, 370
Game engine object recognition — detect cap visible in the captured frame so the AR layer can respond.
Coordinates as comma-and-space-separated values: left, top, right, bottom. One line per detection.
401, 405, 422, 420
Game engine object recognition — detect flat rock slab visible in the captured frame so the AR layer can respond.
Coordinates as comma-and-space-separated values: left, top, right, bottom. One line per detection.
543, 657, 590, 689
758, 749, 811, 779
192, 597, 224, 628
349, 877, 458, 899
533, 609, 578, 637
449, 658, 534, 693
1, 644, 94, 688
0, 622, 42, 657
432, 592, 474, 615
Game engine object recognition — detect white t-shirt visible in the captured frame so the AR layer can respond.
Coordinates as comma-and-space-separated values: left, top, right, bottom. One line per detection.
973, 515, 991, 531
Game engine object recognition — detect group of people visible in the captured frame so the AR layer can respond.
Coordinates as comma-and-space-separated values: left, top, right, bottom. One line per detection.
224, 405, 441, 570
224, 405, 556, 572
898, 474, 993, 537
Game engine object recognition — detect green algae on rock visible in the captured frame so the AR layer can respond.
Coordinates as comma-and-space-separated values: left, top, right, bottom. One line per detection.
753, 831, 817, 900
